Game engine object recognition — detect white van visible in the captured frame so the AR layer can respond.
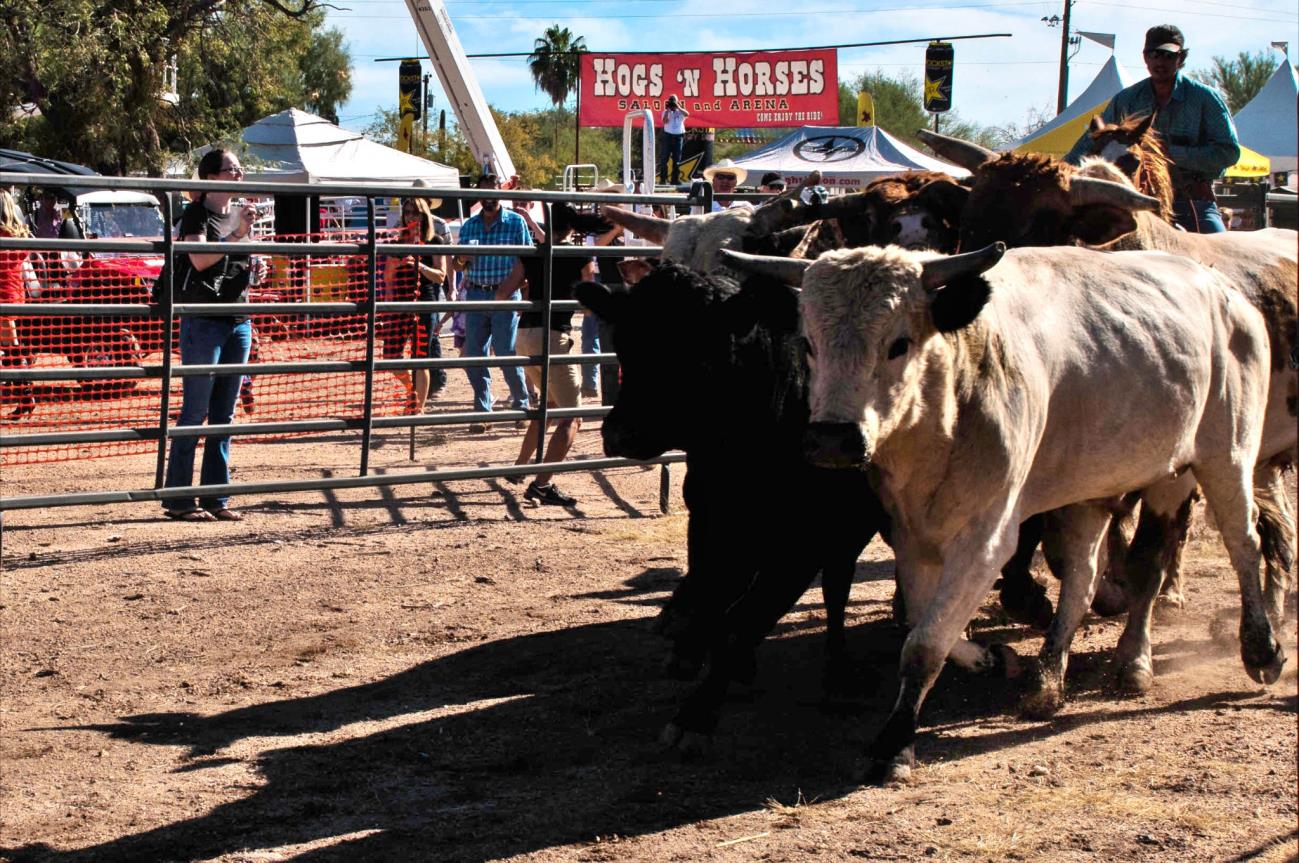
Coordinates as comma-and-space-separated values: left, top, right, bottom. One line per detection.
76, 190, 166, 239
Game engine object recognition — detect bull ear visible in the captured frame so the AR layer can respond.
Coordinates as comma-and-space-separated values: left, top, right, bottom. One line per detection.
1089, 114, 1107, 134
1067, 205, 1139, 246
928, 276, 993, 333
916, 180, 970, 224
921, 243, 1005, 333
1133, 113, 1155, 137
575, 281, 626, 323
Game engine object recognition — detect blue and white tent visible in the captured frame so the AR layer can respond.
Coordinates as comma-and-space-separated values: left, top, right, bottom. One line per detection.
730, 125, 969, 191
1232, 60, 1298, 174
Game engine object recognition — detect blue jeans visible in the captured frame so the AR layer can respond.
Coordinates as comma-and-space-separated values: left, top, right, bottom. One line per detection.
164, 317, 253, 512
659, 132, 685, 184
463, 285, 530, 414
1172, 197, 1226, 233
581, 312, 600, 393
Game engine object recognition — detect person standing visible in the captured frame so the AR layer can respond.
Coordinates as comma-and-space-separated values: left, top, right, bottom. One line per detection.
161, 148, 257, 522
1064, 24, 1239, 233
703, 160, 753, 211
658, 95, 691, 185
0, 190, 35, 419
453, 172, 531, 432
411, 179, 452, 397
512, 203, 604, 506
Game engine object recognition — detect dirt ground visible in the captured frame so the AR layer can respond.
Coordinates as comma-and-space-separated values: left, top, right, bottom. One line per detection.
1, 366, 1296, 863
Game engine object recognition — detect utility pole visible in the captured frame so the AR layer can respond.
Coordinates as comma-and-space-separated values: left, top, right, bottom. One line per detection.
1056, 0, 1073, 113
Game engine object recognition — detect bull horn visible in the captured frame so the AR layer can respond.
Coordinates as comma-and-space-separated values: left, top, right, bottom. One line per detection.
598, 204, 670, 244
1068, 176, 1161, 212
916, 129, 997, 172
920, 242, 1006, 292
720, 249, 810, 287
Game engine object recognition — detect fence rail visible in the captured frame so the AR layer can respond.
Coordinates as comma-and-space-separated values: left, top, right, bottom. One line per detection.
1, 172, 704, 511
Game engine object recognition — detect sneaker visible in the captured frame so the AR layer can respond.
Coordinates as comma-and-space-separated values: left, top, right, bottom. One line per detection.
467, 422, 489, 434
525, 481, 576, 507
581, 386, 599, 400
514, 419, 528, 430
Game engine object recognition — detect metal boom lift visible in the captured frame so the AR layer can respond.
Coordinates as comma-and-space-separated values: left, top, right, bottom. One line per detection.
402, 0, 516, 179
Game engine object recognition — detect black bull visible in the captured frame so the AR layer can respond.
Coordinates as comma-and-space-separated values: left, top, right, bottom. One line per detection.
577, 264, 890, 745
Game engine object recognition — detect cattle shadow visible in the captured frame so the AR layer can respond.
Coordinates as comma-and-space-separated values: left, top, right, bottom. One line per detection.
5, 577, 1277, 863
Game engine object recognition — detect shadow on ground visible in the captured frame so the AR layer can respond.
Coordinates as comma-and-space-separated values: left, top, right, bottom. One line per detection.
7, 563, 1278, 863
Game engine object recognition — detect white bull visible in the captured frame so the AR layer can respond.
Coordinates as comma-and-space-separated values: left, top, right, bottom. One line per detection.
791, 242, 1279, 783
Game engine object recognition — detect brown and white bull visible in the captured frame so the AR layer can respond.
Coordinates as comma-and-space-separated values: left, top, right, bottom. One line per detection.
918, 129, 1298, 663
753, 241, 1279, 783
598, 170, 967, 278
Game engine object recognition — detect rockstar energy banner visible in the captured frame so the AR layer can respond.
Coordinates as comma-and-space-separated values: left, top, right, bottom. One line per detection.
398, 59, 422, 153
579, 49, 838, 128
923, 42, 954, 114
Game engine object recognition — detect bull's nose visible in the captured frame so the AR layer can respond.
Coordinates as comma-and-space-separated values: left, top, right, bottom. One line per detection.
804, 421, 867, 468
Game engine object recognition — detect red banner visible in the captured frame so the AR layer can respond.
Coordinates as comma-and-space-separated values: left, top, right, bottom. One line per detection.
579, 49, 838, 128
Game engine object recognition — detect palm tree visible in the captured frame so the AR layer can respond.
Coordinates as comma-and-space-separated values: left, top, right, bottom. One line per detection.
528, 25, 587, 153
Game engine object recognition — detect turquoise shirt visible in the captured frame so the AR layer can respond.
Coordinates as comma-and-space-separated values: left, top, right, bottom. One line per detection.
458, 208, 530, 285
1064, 72, 1240, 184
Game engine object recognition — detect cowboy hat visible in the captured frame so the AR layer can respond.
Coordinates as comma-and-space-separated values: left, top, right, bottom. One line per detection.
411, 177, 442, 209
595, 178, 627, 193
703, 159, 747, 185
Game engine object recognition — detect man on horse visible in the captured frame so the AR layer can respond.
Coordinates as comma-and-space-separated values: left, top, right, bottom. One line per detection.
1064, 24, 1240, 233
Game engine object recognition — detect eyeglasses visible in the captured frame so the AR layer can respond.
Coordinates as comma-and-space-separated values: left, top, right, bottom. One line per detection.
1144, 49, 1181, 60
219, 165, 244, 176
713, 173, 737, 182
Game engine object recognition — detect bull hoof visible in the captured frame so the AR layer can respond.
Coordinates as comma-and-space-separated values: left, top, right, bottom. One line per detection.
861, 752, 914, 786
652, 604, 692, 639
989, 643, 1022, 679
1020, 680, 1065, 720
1117, 661, 1154, 694
1090, 579, 1130, 617
1000, 585, 1055, 630
1242, 638, 1287, 686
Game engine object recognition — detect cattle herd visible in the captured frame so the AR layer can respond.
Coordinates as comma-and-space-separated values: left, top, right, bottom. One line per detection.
574, 126, 1297, 785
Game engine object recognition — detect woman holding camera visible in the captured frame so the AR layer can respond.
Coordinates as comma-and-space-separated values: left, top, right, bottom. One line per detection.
161, 147, 257, 522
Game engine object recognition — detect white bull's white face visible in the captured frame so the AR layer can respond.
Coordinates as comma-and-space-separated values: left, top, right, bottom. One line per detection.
800, 247, 930, 463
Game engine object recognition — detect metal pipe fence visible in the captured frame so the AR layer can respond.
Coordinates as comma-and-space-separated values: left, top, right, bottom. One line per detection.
0, 172, 699, 512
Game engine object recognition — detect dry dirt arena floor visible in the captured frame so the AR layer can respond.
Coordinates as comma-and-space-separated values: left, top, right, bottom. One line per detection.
1, 372, 1296, 863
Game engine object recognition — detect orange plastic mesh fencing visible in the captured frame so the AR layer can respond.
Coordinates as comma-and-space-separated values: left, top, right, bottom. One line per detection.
1, 229, 434, 467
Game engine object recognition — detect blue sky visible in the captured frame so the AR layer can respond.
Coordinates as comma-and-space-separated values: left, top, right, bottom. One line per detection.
326, 0, 1298, 137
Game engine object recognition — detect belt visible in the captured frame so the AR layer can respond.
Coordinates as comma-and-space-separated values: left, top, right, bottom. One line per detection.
467, 282, 501, 290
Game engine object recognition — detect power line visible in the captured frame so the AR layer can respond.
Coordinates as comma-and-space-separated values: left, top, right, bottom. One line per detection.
371, 33, 1012, 62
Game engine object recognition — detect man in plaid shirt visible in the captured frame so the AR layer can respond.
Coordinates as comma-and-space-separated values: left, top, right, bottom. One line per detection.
1065, 24, 1240, 233
454, 172, 532, 430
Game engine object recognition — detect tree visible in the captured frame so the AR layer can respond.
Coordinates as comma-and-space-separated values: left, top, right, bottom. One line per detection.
527, 25, 586, 150
1192, 50, 1279, 114
0, 0, 351, 175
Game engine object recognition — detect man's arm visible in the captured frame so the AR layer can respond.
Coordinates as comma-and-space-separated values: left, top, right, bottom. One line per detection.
1166, 86, 1240, 179
496, 258, 525, 300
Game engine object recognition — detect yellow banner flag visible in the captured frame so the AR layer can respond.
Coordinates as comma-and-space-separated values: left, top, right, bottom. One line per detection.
857, 92, 876, 127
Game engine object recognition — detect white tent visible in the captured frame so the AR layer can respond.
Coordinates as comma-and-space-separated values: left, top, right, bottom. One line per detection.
1006, 54, 1137, 156
1232, 60, 1298, 173
730, 125, 969, 191
236, 108, 460, 187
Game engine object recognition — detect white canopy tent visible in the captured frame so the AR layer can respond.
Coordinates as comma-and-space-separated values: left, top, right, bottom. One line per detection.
1232, 60, 1298, 174
1005, 54, 1137, 156
730, 125, 969, 191
235, 108, 460, 187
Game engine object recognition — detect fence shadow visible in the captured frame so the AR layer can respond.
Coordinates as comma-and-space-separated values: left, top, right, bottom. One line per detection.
4, 581, 1264, 863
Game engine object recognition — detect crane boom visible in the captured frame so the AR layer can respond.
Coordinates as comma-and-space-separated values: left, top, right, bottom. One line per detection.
402, 0, 516, 179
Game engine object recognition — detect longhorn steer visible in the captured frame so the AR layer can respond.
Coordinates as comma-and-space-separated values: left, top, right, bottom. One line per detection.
797, 242, 1278, 783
